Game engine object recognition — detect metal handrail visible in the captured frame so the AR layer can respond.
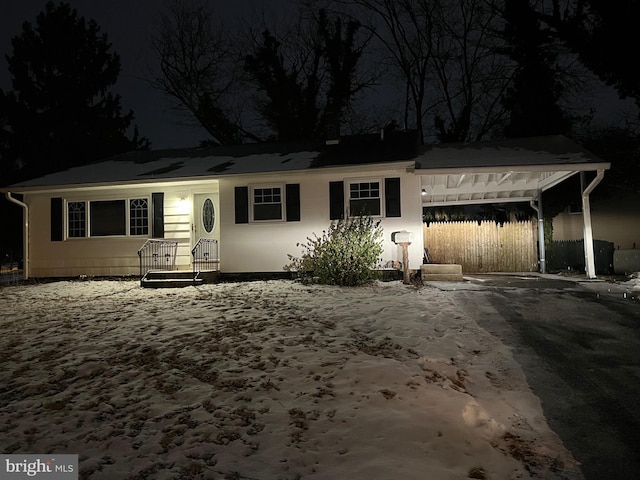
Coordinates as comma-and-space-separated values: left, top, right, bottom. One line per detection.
192, 238, 220, 278
138, 239, 179, 279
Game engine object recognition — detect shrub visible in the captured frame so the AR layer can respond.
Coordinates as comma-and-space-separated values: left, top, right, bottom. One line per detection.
285, 215, 384, 286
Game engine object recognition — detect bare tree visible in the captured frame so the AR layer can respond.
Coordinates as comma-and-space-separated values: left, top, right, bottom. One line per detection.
333, 0, 433, 141
150, 0, 259, 144
331, 0, 514, 142
428, 0, 513, 142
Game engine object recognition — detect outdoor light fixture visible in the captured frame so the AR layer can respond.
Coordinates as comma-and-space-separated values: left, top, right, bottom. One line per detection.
177, 197, 190, 214
421, 188, 427, 196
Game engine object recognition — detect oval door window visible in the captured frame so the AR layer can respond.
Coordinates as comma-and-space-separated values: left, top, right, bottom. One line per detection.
202, 198, 215, 233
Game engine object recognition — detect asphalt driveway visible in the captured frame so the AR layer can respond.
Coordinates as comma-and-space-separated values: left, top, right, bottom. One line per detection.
434, 274, 640, 480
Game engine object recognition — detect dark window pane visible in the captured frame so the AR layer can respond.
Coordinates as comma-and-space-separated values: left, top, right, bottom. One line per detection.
254, 204, 282, 221
254, 187, 281, 204
203, 198, 215, 233
90, 200, 126, 236
350, 181, 380, 200
350, 199, 380, 216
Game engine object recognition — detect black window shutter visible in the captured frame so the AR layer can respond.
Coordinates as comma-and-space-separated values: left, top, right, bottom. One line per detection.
385, 177, 401, 217
285, 184, 300, 222
152, 192, 164, 238
235, 186, 249, 224
51, 197, 63, 241
329, 181, 344, 220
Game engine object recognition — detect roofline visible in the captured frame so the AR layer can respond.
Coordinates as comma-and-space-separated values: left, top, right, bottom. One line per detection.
424, 196, 539, 207
1, 161, 416, 195
415, 162, 610, 175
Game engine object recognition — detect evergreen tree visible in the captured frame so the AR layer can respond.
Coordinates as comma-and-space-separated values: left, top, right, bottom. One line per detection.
244, 30, 322, 141
541, 0, 640, 114
244, 9, 370, 141
0, 1, 147, 181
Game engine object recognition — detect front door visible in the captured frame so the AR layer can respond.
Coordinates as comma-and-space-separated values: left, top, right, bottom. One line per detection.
194, 194, 218, 240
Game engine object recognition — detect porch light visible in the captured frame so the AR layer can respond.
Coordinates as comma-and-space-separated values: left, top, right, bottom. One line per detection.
177, 197, 190, 214
421, 188, 427, 196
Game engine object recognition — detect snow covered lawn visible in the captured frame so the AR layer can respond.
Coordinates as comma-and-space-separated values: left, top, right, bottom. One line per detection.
0, 279, 581, 479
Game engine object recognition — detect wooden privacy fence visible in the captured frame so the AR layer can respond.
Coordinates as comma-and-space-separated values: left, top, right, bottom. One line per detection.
423, 221, 538, 273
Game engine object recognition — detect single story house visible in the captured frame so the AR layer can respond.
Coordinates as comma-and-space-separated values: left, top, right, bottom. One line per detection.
1, 132, 610, 280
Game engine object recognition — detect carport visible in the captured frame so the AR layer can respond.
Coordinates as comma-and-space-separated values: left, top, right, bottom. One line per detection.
415, 135, 610, 278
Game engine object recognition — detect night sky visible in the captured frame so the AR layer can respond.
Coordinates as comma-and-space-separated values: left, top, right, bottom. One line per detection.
0, 0, 285, 150
1, 1, 634, 150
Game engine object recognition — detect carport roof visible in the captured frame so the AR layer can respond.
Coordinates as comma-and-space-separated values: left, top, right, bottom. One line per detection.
416, 135, 610, 207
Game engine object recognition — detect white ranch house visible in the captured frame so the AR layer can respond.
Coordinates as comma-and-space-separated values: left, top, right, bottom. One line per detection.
1, 132, 609, 281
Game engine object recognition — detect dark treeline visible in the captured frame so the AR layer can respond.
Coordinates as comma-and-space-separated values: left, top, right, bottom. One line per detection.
2, 0, 639, 180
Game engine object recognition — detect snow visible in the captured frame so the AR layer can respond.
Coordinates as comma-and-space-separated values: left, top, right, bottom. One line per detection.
9, 151, 320, 188
0, 278, 588, 479
627, 272, 640, 293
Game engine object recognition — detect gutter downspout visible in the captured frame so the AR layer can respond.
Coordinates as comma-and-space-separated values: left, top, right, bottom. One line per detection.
530, 189, 546, 274
5, 192, 28, 280
582, 169, 605, 279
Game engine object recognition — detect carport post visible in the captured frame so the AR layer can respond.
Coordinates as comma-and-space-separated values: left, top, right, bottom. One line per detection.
533, 189, 546, 274
581, 170, 605, 279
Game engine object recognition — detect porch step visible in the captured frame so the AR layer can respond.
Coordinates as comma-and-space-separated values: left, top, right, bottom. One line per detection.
141, 270, 219, 288
421, 264, 463, 282
142, 278, 204, 288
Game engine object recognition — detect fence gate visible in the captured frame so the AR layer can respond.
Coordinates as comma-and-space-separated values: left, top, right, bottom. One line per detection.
423, 220, 538, 273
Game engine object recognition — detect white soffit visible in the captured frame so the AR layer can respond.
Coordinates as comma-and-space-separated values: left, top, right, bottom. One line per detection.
419, 170, 578, 207
416, 135, 610, 207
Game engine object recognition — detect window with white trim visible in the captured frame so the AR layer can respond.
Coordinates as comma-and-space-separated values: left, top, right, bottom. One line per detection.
90, 200, 126, 236
129, 198, 149, 235
349, 180, 381, 216
65, 197, 149, 238
252, 186, 283, 221
67, 201, 86, 238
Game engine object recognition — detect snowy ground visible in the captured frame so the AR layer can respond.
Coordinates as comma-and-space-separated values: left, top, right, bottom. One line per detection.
3, 277, 633, 479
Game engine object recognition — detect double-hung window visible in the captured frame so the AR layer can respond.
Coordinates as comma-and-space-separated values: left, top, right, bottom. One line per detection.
252, 186, 283, 221
349, 181, 381, 216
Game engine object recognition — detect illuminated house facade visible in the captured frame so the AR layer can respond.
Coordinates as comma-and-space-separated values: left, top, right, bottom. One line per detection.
1, 132, 610, 279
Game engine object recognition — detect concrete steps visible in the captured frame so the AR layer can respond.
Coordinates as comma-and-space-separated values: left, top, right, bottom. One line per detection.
141, 270, 219, 288
421, 264, 463, 282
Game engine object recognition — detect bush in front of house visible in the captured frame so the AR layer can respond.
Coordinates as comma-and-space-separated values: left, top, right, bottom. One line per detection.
285, 215, 384, 286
